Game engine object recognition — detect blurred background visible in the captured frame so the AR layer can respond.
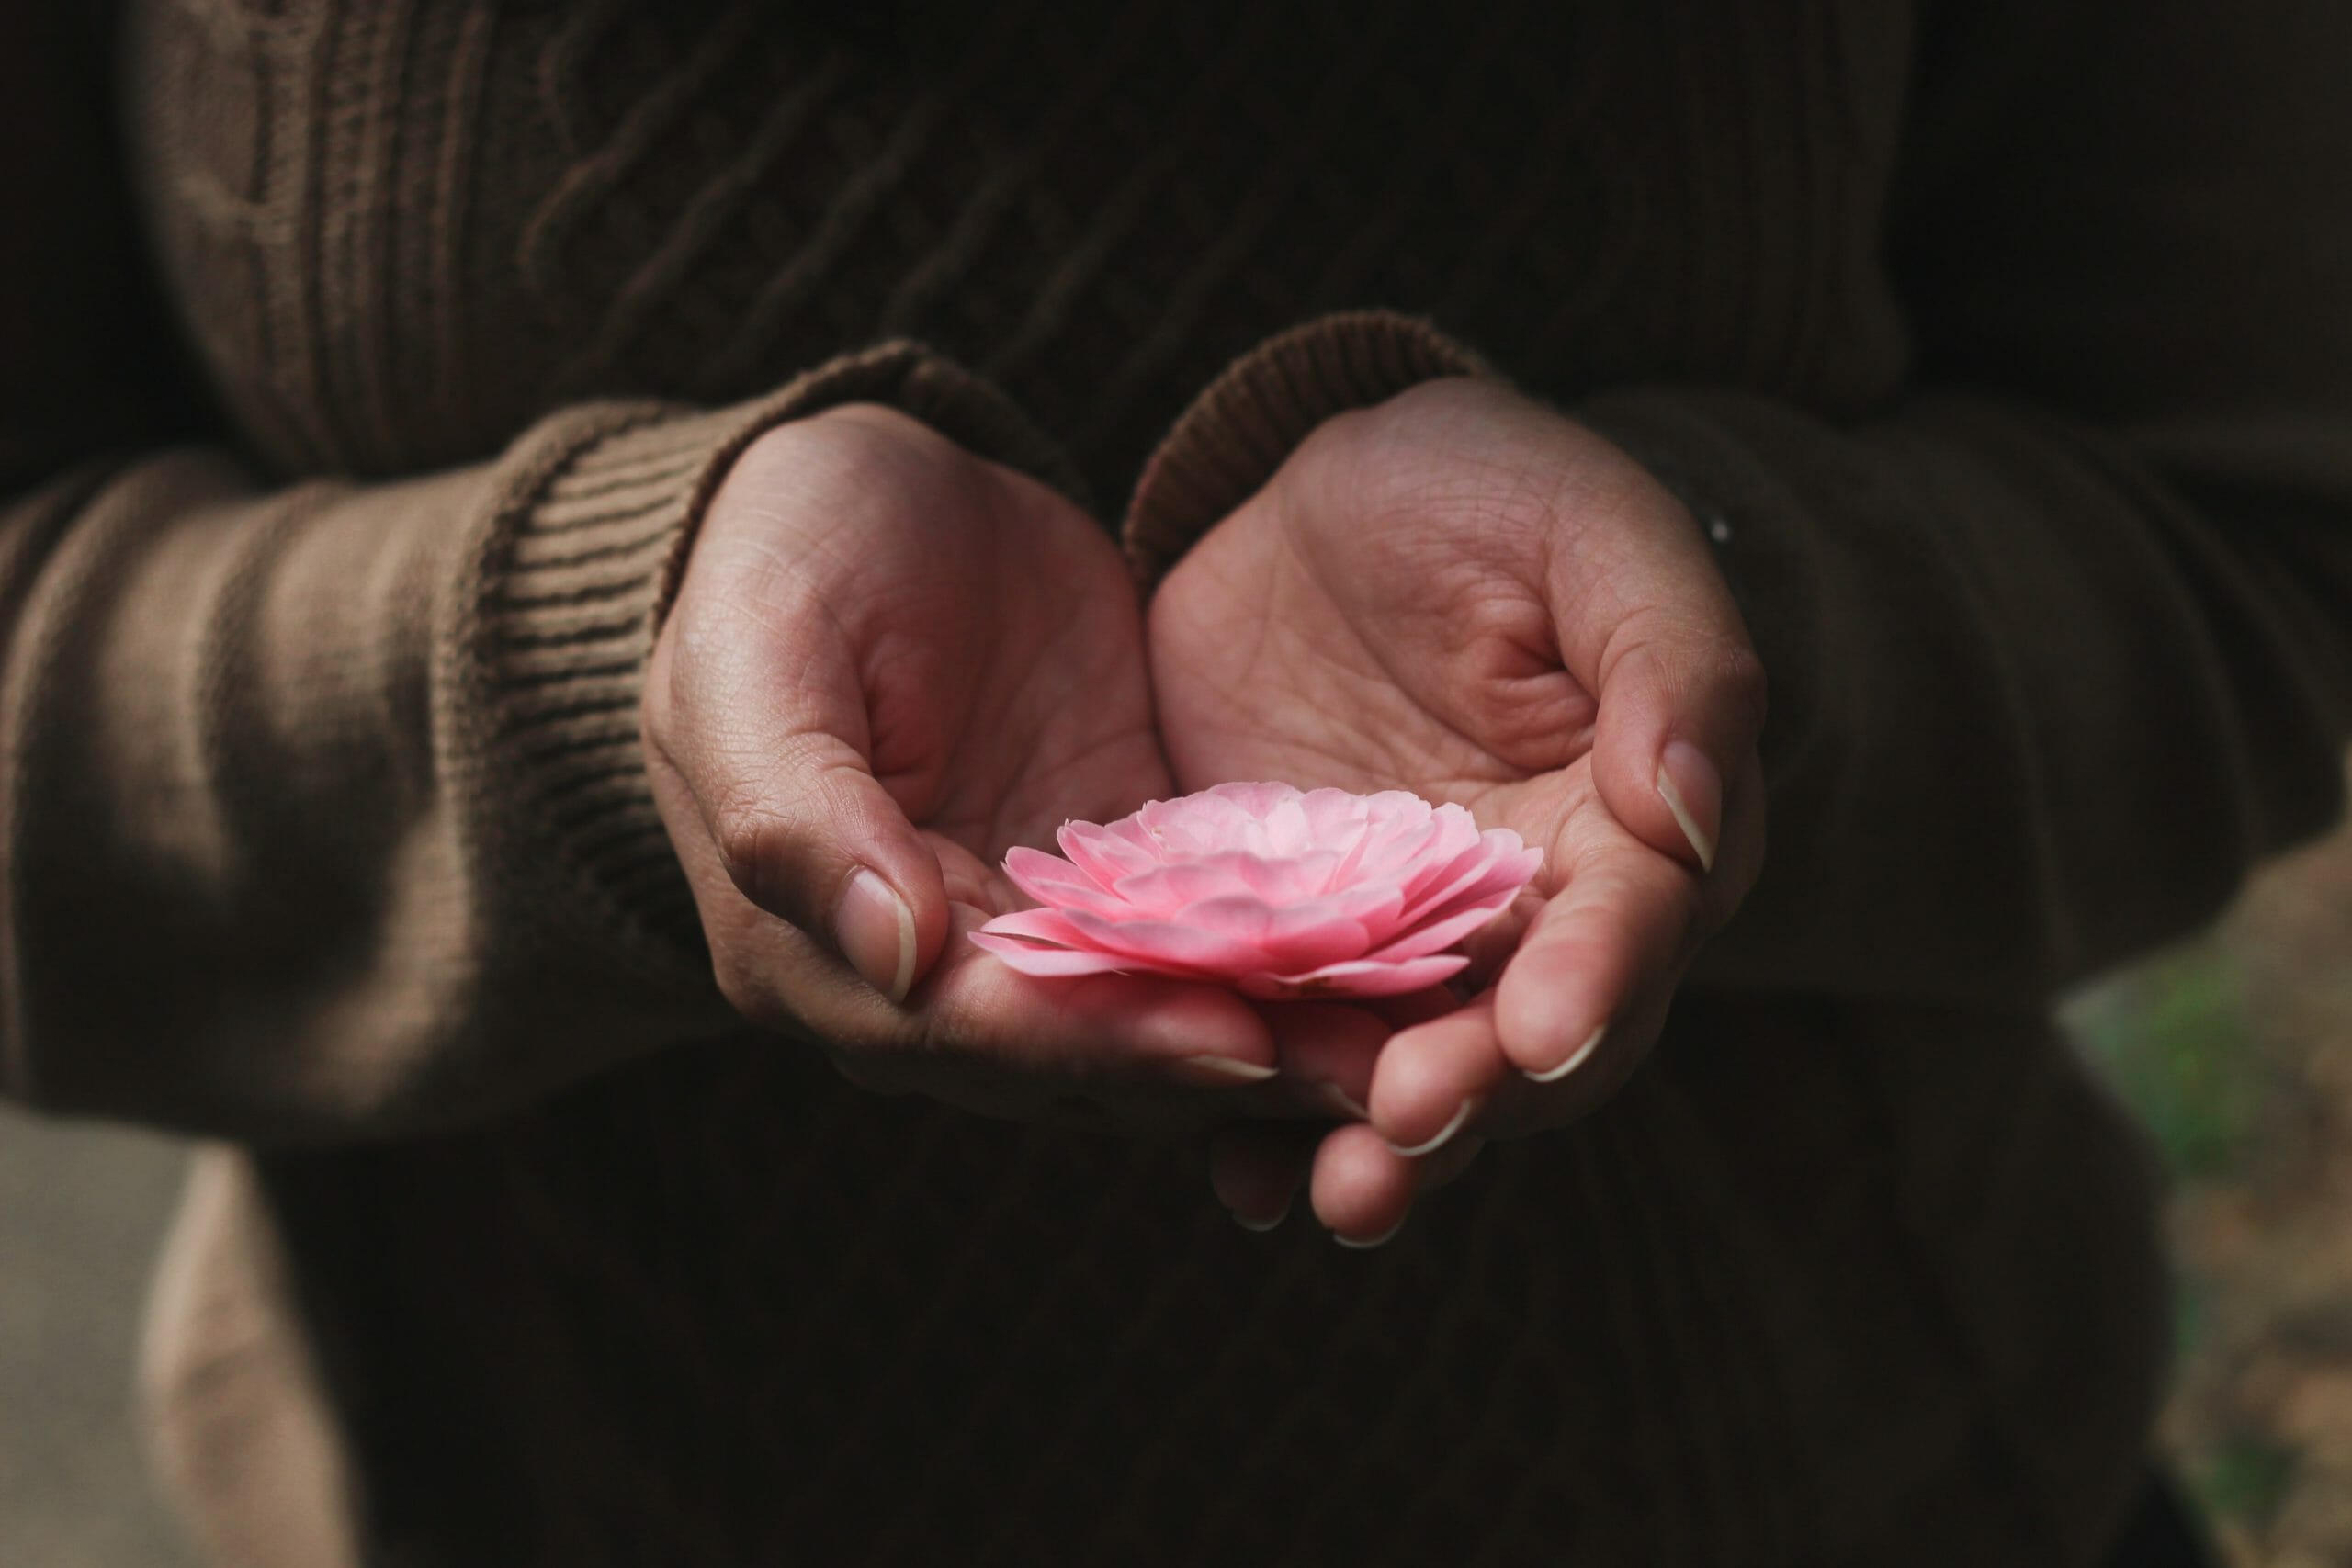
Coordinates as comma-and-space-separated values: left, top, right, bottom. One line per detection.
3, 812, 2348, 1567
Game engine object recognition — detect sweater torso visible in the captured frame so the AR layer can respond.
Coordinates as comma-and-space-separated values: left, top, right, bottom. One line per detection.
119, 4, 2165, 1564
130, 0, 1913, 492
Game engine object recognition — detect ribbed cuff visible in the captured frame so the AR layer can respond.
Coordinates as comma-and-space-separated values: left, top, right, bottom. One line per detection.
1123, 310, 1488, 583
468, 343, 1079, 958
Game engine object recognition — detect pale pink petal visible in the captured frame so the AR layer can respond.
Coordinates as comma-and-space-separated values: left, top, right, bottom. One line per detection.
1410, 855, 1543, 933
967, 932, 1147, 977
1203, 780, 1306, 818
1261, 794, 1314, 857
1298, 787, 1380, 840
1399, 832, 1539, 919
973, 906, 1096, 949
1392, 807, 1490, 897
1059, 906, 1271, 972
1250, 902, 1375, 972
1229, 849, 1346, 904
1310, 878, 1409, 930
1240, 953, 1471, 999
1111, 852, 1373, 918
1357, 892, 1521, 963
1356, 789, 1435, 830
980, 784, 1539, 998
1348, 812, 1454, 886
1057, 821, 1159, 886
1002, 847, 1129, 918
1125, 888, 1375, 969
1109, 860, 1278, 919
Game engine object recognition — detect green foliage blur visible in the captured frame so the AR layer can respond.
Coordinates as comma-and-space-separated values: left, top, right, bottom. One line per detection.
2064, 845, 2352, 1568
2071, 950, 2259, 1180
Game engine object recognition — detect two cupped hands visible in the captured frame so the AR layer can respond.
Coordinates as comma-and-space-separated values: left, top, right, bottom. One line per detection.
641, 376, 1766, 1247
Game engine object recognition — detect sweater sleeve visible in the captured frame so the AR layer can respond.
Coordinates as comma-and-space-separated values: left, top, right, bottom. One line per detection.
0, 16, 1080, 1141
0, 355, 1076, 1144
1125, 0, 2352, 1008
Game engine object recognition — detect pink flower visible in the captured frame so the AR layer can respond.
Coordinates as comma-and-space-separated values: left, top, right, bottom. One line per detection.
970, 783, 1542, 998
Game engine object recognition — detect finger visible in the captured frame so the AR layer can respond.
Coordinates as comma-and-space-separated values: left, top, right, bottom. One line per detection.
1208, 1122, 1315, 1231
1493, 831, 1699, 1084
1592, 628, 1764, 877
1542, 478, 1766, 876
678, 839, 1286, 1100
914, 908, 1283, 1088
1309, 1122, 1419, 1247
652, 490, 952, 1003
1366, 996, 1508, 1158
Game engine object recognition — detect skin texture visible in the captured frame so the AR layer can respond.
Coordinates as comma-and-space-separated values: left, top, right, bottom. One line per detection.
645, 403, 1341, 1132
1149, 378, 1769, 1242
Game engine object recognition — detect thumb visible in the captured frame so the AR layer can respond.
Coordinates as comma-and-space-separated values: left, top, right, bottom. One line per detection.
1544, 474, 1766, 875
650, 552, 951, 1007
707, 728, 950, 1005
1588, 621, 1766, 875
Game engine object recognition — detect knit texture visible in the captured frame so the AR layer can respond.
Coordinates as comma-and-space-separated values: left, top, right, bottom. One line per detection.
1, 1, 2347, 1563
1124, 311, 1488, 581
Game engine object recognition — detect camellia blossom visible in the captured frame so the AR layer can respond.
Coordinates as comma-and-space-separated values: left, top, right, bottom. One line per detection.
970, 782, 1542, 998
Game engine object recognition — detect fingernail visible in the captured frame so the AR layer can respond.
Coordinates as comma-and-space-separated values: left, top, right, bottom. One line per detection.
1524, 1024, 1607, 1085
1657, 740, 1720, 871
1233, 1200, 1291, 1234
1172, 1055, 1281, 1087
1382, 1095, 1481, 1159
835, 869, 917, 1002
1336, 1217, 1406, 1250
1309, 1081, 1370, 1121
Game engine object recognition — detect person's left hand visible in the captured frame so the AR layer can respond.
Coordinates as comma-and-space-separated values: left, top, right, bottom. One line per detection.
1148, 378, 1769, 1243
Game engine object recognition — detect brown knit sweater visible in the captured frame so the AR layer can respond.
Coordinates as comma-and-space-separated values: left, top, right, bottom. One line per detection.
9, 2, 2352, 1564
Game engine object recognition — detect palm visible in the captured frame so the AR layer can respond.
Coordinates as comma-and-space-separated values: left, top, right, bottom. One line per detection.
1149, 470, 1612, 955
883, 499, 1171, 884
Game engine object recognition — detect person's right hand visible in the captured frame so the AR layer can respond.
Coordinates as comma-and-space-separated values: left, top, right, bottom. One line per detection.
642, 404, 1290, 1129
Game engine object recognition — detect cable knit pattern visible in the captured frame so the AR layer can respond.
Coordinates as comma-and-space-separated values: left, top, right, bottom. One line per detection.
0, 0, 2340, 1562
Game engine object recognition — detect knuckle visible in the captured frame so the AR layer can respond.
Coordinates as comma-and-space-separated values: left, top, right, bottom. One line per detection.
708, 941, 780, 1029
708, 795, 803, 918
1708, 641, 1770, 727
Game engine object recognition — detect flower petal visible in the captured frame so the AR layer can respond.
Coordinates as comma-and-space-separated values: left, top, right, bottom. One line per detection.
1057, 821, 1161, 885
1398, 831, 1539, 919
1241, 953, 1470, 999
1059, 905, 1272, 972
1002, 846, 1129, 917
1345, 811, 1454, 887
1108, 860, 1275, 919
1360, 891, 1521, 963
1252, 903, 1374, 972
967, 932, 1148, 977
973, 906, 1097, 949
989, 787, 1537, 994
1203, 780, 1306, 818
